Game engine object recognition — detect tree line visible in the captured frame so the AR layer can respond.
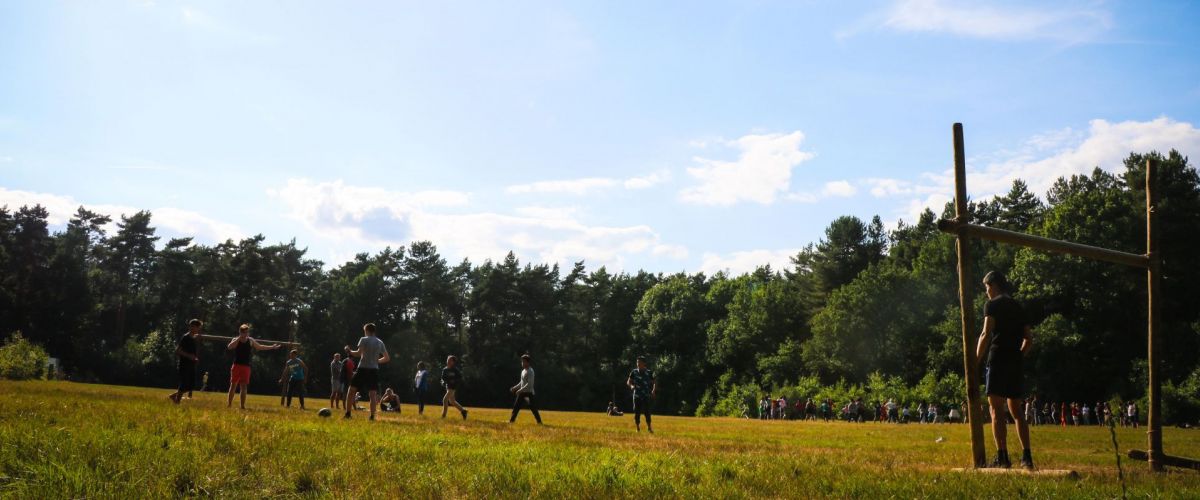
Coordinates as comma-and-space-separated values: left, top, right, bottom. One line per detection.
1, 151, 1198, 421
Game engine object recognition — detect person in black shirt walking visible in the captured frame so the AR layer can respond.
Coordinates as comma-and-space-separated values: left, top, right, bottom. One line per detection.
975, 271, 1035, 469
168, 319, 203, 404
440, 355, 468, 420
508, 354, 541, 425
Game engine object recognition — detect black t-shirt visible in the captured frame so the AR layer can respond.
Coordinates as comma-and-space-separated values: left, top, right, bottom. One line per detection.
178, 333, 197, 367
441, 366, 462, 389
233, 338, 252, 365
984, 295, 1027, 362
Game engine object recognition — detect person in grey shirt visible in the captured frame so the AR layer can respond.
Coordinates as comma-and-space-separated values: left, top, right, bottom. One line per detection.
343, 323, 390, 421
329, 353, 344, 410
508, 354, 542, 424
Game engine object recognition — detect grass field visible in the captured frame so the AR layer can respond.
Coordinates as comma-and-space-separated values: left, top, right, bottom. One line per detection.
0, 381, 1197, 498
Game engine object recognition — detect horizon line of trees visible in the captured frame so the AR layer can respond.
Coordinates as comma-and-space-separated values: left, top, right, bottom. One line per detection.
1, 150, 1198, 422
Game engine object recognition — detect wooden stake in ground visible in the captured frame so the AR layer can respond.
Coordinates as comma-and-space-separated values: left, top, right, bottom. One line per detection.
1145, 158, 1163, 472
952, 123, 987, 468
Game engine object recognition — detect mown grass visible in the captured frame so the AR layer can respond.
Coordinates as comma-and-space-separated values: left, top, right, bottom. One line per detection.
0, 381, 1196, 498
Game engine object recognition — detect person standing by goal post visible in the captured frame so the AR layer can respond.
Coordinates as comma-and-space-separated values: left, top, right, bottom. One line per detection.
976, 271, 1035, 470
627, 356, 657, 433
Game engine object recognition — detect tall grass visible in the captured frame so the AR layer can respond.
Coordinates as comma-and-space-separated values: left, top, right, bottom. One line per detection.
0, 381, 1196, 498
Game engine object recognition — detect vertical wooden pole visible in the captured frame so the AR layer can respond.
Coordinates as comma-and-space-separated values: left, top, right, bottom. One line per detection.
1146, 159, 1163, 472
953, 123, 987, 467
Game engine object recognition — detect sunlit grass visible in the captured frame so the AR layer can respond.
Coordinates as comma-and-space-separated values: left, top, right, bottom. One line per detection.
0, 381, 1196, 498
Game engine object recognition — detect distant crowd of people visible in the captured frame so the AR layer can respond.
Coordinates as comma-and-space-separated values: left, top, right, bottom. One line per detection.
750, 395, 1142, 427
1019, 397, 1141, 428
753, 396, 964, 424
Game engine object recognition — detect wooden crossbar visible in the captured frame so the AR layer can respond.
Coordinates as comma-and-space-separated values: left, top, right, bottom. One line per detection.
935, 219, 1149, 269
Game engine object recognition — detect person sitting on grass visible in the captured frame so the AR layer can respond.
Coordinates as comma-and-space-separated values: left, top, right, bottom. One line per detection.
976, 271, 1035, 470
607, 401, 623, 416
380, 388, 401, 412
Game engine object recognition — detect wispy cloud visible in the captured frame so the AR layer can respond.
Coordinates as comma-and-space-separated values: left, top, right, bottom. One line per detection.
679, 131, 816, 206
867, 117, 1200, 224
273, 179, 687, 270
0, 186, 244, 243
699, 248, 800, 276
850, 0, 1112, 43
506, 170, 671, 195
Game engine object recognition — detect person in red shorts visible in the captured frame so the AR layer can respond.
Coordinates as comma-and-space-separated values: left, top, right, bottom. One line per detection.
226, 323, 283, 409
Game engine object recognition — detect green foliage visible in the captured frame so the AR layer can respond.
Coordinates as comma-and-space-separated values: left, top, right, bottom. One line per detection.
0, 150, 1198, 420
0, 332, 49, 380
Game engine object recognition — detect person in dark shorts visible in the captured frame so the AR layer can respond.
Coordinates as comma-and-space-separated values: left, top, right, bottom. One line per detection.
627, 356, 657, 433
508, 354, 542, 425
225, 324, 283, 409
975, 271, 1035, 469
343, 323, 389, 421
168, 319, 203, 404
440, 355, 468, 420
278, 349, 308, 409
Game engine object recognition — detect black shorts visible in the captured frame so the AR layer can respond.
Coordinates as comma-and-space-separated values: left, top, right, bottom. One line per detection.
632, 395, 652, 413
177, 362, 196, 392
985, 357, 1023, 399
350, 368, 379, 392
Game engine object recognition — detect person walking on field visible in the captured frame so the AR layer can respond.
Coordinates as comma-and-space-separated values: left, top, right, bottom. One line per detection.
278, 349, 308, 409
168, 319, 204, 404
441, 355, 468, 420
627, 356, 657, 433
509, 354, 542, 424
975, 271, 1035, 470
330, 353, 344, 410
413, 362, 430, 415
226, 324, 283, 409
343, 323, 389, 421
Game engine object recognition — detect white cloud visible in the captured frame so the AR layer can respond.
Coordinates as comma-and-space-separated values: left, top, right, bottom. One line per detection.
698, 249, 800, 276
623, 170, 671, 190
273, 179, 687, 270
881, 0, 1111, 42
679, 131, 815, 206
870, 117, 1200, 224
0, 186, 244, 243
506, 170, 671, 195
506, 177, 619, 195
822, 180, 857, 197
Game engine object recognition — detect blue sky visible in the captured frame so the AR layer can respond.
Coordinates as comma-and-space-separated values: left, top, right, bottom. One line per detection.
2, 0, 1199, 274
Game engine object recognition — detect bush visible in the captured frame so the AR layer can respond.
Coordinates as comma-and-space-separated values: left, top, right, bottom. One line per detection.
0, 332, 50, 380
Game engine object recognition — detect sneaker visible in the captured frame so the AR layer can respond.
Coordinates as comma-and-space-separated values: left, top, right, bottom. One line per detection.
461, 409, 469, 420
343, 412, 352, 419
988, 454, 1012, 469
369, 414, 375, 421
1020, 451, 1035, 470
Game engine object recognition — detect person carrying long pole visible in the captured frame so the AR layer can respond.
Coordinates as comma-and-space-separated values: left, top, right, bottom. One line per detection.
225, 324, 283, 409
